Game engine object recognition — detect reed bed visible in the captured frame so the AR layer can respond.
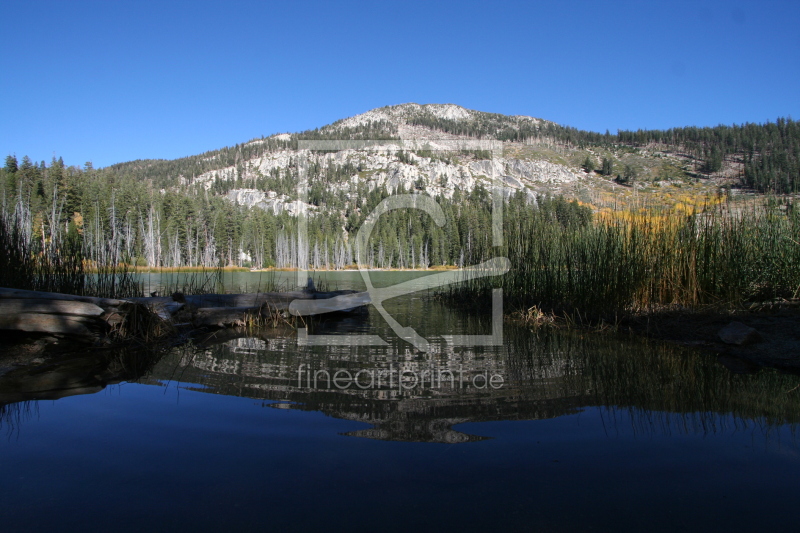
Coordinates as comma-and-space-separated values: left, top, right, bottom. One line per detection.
448, 199, 800, 321
0, 216, 84, 295
0, 216, 142, 299
152, 267, 226, 296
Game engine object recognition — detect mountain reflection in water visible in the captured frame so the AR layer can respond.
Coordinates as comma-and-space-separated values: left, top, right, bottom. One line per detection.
135, 322, 800, 443
5, 294, 797, 443
3, 290, 800, 533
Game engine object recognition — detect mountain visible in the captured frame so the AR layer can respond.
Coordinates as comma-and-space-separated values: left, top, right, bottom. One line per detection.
105, 103, 738, 217
3, 104, 798, 271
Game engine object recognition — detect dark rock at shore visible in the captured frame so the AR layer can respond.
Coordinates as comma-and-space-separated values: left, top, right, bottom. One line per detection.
718, 321, 761, 346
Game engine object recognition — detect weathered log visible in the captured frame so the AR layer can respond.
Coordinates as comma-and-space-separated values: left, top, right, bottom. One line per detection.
0, 286, 366, 342
152, 302, 184, 321
127, 296, 176, 306
0, 287, 127, 308
101, 309, 124, 327
182, 292, 306, 308
289, 292, 371, 315
192, 306, 274, 328
127, 297, 184, 320
181, 289, 358, 309
0, 298, 105, 317
0, 312, 97, 337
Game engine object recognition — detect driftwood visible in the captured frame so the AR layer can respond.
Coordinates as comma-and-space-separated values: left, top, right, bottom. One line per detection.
180, 289, 355, 309
0, 312, 96, 338
0, 298, 105, 317
181, 292, 300, 308
188, 290, 360, 328
0, 287, 127, 308
0, 283, 365, 343
128, 297, 185, 321
193, 306, 267, 328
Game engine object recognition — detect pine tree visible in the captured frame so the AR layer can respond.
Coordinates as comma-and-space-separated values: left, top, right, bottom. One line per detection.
4, 155, 18, 173
622, 164, 638, 184
582, 156, 596, 173
703, 146, 723, 174
601, 157, 613, 176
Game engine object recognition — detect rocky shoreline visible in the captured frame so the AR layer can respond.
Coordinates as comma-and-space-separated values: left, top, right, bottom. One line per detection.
624, 305, 800, 374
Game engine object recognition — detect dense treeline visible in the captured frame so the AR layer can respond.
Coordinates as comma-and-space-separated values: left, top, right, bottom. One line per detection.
2, 154, 591, 271
616, 118, 800, 193
105, 136, 295, 190
405, 112, 609, 146
3, 106, 796, 280
407, 110, 800, 193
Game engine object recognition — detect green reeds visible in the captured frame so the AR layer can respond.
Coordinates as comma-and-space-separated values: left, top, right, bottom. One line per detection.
83, 263, 143, 299
0, 212, 142, 299
153, 266, 225, 296
448, 199, 800, 321
0, 215, 84, 294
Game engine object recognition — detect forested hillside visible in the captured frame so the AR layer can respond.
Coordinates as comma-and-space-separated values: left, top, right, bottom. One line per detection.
1, 103, 797, 272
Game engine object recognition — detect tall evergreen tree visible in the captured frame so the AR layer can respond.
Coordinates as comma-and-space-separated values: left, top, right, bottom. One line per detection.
601, 157, 613, 176
4, 155, 18, 173
582, 156, 596, 173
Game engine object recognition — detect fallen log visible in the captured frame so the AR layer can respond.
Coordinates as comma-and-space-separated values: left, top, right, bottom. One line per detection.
152, 302, 185, 321
128, 296, 176, 305
0, 312, 97, 338
0, 298, 105, 317
127, 297, 184, 320
289, 292, 371, 315
182, 292, 308, 308
0, 284, 367, 342
0, 287, 127, 308
181, 289, 359, 309
192, 306, 272, 328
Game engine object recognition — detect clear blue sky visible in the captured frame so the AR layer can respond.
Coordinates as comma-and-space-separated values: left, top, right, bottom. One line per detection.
2, 0, 798, 168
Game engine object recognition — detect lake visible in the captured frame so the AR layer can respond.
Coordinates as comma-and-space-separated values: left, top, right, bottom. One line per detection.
1, 272, 799, 532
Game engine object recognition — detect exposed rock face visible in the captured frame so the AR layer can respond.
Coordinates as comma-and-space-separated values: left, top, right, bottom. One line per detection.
471, 159, 578, 185
718, 321, 761, 345
189, 103, 582, 216
214, 151, 578, 215
226, 189, 311, 216
333, 103, 477, 129
330, 103, 545, 131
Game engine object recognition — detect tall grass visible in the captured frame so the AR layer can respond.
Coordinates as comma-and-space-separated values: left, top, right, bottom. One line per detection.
153, 267, 225, 296
0, 200, 141, 299
0, 214, 85, 294
448, 199, 800, 320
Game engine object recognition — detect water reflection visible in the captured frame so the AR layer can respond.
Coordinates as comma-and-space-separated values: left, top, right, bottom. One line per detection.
137, 312, 800, 443
3, 280, 799, 532
2, 296, 799, 443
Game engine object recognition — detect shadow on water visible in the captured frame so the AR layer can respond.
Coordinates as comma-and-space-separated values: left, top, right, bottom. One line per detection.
0, 344, 169, 415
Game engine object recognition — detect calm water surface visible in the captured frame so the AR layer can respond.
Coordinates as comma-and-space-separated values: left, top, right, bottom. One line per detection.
1, 272, 799, 532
